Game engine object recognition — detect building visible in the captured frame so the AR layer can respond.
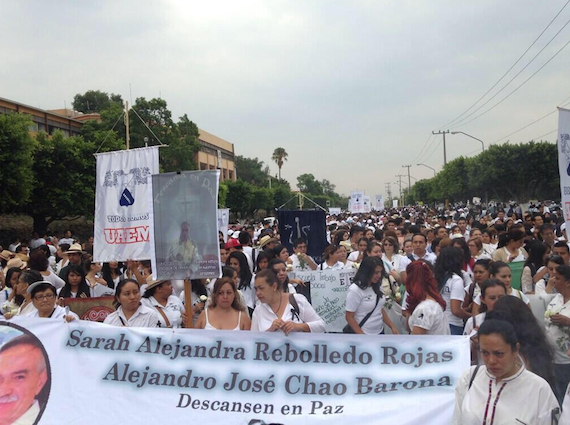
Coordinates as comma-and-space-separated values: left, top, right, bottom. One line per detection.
197, 128, 237, 181
0, 97, 83, 137
0, 96, 237, 181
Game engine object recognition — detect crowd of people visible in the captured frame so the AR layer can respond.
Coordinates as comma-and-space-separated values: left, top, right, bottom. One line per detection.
1, 201, 570, 423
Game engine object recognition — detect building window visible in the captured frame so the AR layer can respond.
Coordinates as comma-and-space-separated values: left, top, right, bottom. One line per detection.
200, 162, 208, 170
28, 123, 39, 132
228, 170, 234, 180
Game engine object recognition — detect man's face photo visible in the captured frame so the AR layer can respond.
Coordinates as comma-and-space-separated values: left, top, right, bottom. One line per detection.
0, 343, 47, 425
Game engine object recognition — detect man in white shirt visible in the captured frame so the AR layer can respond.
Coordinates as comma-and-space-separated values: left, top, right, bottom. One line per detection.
290, 238, 317, 271
411, 233, 437, 265
457, 217, 469, 241
0, 335, 48, 425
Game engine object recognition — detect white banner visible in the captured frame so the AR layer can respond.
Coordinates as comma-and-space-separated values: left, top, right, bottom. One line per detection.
1, 318, 470, 425
350, 191, 364, 213
393, 199, 399, 208
558, 107, 570, 226
362, 196, 371, 213
218, 208, 230, 242
375, 195, 384, 211
93, 147, 159, 262
328, 207, 341, 215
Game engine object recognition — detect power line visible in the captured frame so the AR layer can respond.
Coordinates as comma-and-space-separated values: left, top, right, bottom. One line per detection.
415, 133, 440, 164
531, 128, 557, 140
492, 97, 570, 144
438, 0, 570, 130
448, 36, 570, 129
412, 133, 435, 164
449, 17, 570, 130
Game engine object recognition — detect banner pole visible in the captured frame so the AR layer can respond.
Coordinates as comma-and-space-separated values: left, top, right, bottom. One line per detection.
125, 101, 130, 150
184, 279, 193, 328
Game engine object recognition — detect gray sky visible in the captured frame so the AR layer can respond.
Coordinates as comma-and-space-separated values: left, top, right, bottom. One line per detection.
2, 0, 570, 199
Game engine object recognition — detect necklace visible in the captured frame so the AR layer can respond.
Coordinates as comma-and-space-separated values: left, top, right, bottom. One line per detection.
271, 294, 283, 317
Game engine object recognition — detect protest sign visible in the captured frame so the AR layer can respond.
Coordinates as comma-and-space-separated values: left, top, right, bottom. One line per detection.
558, 107, 570, 226
1, 318, 470, 425
350, 191, 364, 213
217, 208, 230, 242
329, 207, 341, 215
375, 195, 384, 210
149, 170, 221, 280
93, 147, 159, 262
278, 210, 328, 263
291, 269, 355, 332
363, 196, 371, 213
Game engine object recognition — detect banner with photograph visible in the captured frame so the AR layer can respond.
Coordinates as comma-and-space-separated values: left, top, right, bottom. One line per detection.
93, 147, 159, 262
149, 170, 221, 280
558, 107, 570, 226
362, 196, 371, 213
0, 318, 470, 425
278, 210, 328, 264
217, 208, 230, 242
349, 191, 364, 214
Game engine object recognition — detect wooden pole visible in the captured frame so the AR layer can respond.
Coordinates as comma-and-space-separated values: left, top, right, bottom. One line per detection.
183, 278, 193, 328
125, 101, 130, 150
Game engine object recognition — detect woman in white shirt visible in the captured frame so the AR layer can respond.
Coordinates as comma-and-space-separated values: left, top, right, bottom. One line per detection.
227, 251, 256, 314
27, 281, 78, 321
102, 261, 124, 289
3, 270, 41, 319
345, 257, 399, 335
404, 261, 450, 335
472, 261, 531, 315
535, 254, 563, 295
84, 258, 114, 297
27, 249, 65, 290
319, 245, 345, 270
251, 269, 325, 333
141, 279, 186, 328
347, 238, 368, 263
58, 265, 92, 298
435, 247, 471, 335
0, 267, 21, 314
195, 277, 251, 331
453, 319, 559, 425
381, 236, 410, 284
104, 279, 159, 328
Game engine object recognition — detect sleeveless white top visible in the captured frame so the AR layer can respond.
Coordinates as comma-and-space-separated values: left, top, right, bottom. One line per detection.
204, 308, 241, 331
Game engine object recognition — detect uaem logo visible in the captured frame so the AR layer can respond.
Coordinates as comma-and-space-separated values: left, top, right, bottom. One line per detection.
103, 167, 152, 207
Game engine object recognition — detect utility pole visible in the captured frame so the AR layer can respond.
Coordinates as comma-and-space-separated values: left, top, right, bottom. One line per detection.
125, 101, 130, 150
395, 174, 405, 206
402, 165, 412, 198
385, 183, 392, 203
432, 130, 450, 165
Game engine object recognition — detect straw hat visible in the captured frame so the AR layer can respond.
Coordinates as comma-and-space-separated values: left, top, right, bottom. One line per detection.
145, 275, 169, 291
259, 235, 278, 249
65, 243, 84, 254
4, 258, 27, 274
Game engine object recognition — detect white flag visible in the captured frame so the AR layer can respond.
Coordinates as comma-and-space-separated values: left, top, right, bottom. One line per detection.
558, 107, 570, 227
93, 147, 159, 262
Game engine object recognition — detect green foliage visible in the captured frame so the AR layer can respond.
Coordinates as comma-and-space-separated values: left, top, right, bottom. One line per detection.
0, 114, 36, 212
410, 141, 560, 203
235, 155, 270, 186
271, 147, 288, 179
72, 90, 123, 113
297, 173, 323, 195
225, 179, 254, 218
218, 182, 229, 208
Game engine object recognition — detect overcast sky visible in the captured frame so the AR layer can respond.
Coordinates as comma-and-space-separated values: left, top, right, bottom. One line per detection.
2, 0, 570, 198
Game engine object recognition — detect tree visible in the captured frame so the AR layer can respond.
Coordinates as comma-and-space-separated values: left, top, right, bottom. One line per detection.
297, 173, 323, 195
235, 156, 270, 186
25, 131, 122, 234
225, 179, 254, 218
72, 90, 123, 113
271, 147, 288, 179
0, 113, 36, 212
159, 114, 200, 173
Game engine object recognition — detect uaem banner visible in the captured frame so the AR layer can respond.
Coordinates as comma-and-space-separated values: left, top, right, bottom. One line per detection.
0, 318, 470, 425
558, 107, 570, 226
93, 147, 159, 262
149, 170, 221, 280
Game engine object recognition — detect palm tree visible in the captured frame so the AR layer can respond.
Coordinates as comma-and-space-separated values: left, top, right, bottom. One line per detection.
271, 147, 288, 180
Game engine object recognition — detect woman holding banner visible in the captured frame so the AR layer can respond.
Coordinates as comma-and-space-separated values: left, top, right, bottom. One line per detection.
453, 319, 559, 425
345, 257, 399, 335
405, 261, 450, 335
195, 278, 251, 331
251, 270, 325, 333
104, 279, 159, 328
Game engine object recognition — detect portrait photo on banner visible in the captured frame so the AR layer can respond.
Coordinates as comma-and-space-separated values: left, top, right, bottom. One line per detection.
150, 170, 221, 280
0, 322, 52, 425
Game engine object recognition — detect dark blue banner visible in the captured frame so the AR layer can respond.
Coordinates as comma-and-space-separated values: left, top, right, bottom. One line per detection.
277, 210, 328, 264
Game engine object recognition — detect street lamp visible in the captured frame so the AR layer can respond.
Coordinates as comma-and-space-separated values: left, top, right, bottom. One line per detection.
416, 163, 436, 177
450, 131, 485, 151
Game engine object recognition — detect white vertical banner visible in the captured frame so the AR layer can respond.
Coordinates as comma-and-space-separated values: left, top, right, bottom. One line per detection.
558, 107, 570, 227
217, 208, 230, 242
375, 195, 384, 211
93, 147, 159, 262
363, 196, 371, 213
393, 199, 399, 208
350, 191, 364, 213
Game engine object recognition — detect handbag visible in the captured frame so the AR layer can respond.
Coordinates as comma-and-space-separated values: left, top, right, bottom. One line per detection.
343, 293, 380, 333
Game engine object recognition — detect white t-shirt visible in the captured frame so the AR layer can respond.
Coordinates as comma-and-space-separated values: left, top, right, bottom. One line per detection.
347, 251, 363, 262
383, 253, 411, 273
408, 299, 450, 335
545, 294, 570, 364
440, 273, 465, 327
104, 305, 159, 328
27, 305, 79, 321
319, 261, 344, 270
90, 283, 115, 297
41, 270, 66, 290
345, 284, 386, 334
290, 253, 315, 271
463, 312, 486, 337
251, 293, 325, 333
142, 295, 186, 328
59, 237, 75, 246
412, 251, 437, 266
